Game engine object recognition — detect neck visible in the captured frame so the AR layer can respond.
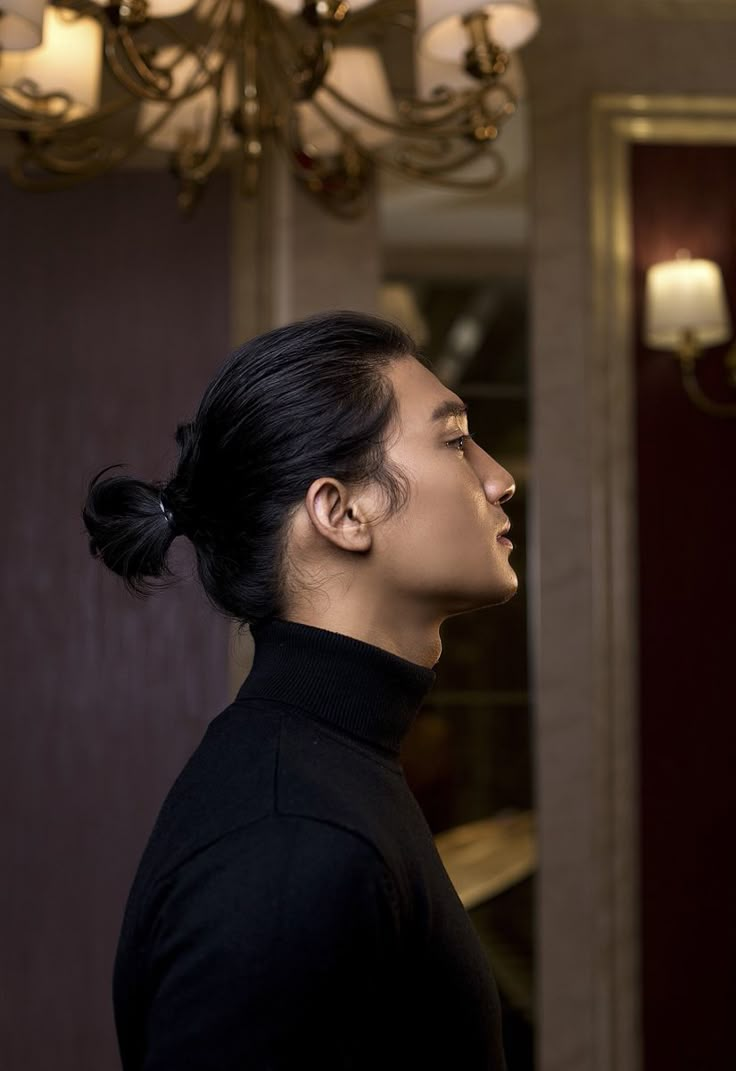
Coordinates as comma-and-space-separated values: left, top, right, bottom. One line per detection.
238, 616, 438, 757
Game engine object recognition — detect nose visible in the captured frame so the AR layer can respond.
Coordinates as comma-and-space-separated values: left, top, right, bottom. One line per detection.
498, 481, 515, 504
479, 453, 515, 505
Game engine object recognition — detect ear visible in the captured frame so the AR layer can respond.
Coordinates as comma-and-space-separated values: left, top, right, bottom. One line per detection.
304, 477, 373, 554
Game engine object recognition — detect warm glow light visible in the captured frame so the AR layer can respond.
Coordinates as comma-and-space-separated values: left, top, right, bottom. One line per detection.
418, 0, 540, 64
136, 48, 239, 153
644, 250, 733, 350
0, 7, 102, 118
90, 0, 198, 16
296, 46, 397, 155
0, 0, 45, 51
270, 0, 377, 12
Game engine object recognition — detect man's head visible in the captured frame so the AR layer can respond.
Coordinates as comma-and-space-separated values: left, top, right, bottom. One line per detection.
83, 310, 517, 660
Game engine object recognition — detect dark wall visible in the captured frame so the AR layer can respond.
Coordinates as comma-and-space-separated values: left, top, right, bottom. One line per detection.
631, 143, 736, 1071
0, 172, 232, 1069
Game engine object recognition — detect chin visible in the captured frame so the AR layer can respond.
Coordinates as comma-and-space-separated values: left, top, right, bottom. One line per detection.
495, 582, 519, 605
445, 573, 519, 617
483, 569, 519, 606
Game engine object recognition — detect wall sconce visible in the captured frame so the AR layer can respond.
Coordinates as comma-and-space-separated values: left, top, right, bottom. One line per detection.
644, 248, 736, 418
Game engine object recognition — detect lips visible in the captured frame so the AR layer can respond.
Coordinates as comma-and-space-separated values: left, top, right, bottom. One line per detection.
496, 517, 513, 548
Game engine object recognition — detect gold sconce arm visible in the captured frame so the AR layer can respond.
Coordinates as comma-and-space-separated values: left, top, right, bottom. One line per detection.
675, 330, 736, 419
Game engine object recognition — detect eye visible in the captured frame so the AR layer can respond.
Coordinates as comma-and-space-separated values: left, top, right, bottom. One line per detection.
446, 431, 475, 452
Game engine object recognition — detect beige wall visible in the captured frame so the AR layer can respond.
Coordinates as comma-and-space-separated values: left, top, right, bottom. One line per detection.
525, 6, 736, 1071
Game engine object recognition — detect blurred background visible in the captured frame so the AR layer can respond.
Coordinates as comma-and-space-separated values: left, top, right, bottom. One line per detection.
1, 1, 735, 1069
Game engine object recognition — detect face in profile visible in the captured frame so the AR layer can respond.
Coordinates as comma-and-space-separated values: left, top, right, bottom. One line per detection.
288, 353, 518, 639
372, 355, 519, 621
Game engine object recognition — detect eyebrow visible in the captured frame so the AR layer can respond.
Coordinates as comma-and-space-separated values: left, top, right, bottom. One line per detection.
430, 399, 468, 423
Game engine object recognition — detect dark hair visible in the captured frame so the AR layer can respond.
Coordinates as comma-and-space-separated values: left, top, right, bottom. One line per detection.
82, 309, 419, 630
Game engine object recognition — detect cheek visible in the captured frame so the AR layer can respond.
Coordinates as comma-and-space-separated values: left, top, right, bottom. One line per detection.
384, 448, 484, 544
408, 475, 483, 545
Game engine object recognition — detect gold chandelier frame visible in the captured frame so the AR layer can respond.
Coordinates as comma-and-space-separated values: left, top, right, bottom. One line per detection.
0, 0, 521, 213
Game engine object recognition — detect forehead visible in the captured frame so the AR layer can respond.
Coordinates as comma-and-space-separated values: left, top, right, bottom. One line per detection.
387, 355, 466, 430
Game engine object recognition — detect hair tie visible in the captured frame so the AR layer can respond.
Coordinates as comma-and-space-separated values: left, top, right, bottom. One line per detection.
159, 494, 181, 537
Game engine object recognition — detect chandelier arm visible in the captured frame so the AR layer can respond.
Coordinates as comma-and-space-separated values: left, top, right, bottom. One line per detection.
9, 154, 109, 191
0, 85, 77, 124
104, 25, 176, 97
0, 116, 49, 131
6, 77, 231, 186
261, 0, 334, 101
403, 80, 516, 124
8, 84, 212, 180
0, 84, 145, 137
150, 7, 235, 69
101, 9, 232, 102
9, 129, 140, 183
190, 0, 232, 24
680, 359, 736, 417
319, 80, 514, 140
254, 3, 329, 146
172, 61, 228, 183
376, 142, 506, 186
252, 6, 292, 118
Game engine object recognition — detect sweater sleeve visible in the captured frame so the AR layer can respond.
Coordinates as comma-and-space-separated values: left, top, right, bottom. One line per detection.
139, 814, 403, 1071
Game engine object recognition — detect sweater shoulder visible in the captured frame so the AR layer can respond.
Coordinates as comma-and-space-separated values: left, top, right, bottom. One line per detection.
123, 699, 412, 929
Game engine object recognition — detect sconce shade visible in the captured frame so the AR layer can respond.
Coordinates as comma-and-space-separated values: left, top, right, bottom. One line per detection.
0, 7, 102, 117
296, 46, 397, 155
0, 0, 45, 51
418, 0, 540, 64
136, 49, 239, 152
644, 250, 733, 350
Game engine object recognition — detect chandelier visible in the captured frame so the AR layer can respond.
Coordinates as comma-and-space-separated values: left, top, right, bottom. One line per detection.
0, 0, 539, 214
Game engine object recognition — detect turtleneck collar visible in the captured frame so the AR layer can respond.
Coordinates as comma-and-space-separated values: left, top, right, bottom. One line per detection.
235, 617, 437, 757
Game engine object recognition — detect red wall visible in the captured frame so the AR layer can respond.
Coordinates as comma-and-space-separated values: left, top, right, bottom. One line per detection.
0, 172, 232, 1069
631, 143, 736, 1071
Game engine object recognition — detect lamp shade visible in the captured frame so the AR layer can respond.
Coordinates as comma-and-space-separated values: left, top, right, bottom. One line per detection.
418, 0, 540, 64
644, 250, 733, 350
0, 0, 45, 51
136, 49, 238, 153
296, 46, 397, 156
0, 6, 102, 117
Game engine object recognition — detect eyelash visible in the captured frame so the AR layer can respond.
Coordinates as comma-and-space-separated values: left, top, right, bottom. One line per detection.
447, 431, 475, 452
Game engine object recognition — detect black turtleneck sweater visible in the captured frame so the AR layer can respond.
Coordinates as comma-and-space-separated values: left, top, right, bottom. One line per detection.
112, 617, 508, 1070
